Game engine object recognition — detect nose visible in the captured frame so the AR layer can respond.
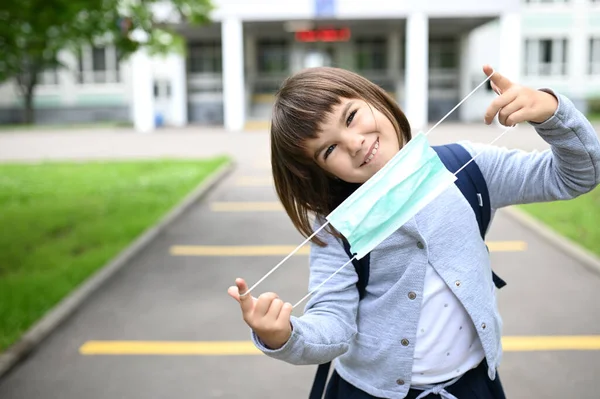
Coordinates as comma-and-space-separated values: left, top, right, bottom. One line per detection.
345, 133, 364, 157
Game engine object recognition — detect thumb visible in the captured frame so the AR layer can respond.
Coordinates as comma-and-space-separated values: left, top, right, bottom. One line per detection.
483, 64, 512, 93
233, 278, 255, 314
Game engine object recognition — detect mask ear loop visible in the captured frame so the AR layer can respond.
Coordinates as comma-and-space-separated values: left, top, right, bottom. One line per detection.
239, 221, 330, 297
242, 70, 511, 301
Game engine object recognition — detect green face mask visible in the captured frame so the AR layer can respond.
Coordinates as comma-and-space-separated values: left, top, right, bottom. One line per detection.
326, 132, 456, 259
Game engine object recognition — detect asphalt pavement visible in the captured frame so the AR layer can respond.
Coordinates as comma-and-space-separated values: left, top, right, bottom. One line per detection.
0, 124, 599, 398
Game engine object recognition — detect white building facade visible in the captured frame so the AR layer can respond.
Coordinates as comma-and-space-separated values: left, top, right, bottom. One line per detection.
1, 0, 598, 131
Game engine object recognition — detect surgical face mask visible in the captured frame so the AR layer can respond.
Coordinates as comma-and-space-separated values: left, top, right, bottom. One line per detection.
241, 71, 514, 308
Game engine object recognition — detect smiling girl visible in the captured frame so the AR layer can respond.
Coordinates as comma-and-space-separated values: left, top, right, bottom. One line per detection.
228, 65, 600, 399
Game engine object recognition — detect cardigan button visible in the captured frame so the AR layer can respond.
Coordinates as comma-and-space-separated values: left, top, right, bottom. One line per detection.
396, 379, 405, 385
408, 292, 417, 300
401, 339, 409, 346
416, 241, 424, 249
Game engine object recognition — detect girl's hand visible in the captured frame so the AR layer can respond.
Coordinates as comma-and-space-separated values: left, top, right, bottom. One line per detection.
227, 278, 293, 350
483, 64, 558, 126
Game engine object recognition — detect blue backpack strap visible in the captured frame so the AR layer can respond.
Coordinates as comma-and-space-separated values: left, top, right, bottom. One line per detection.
432, 143, 506, 289
432, 144, 490, 238
341, 237, 369, 300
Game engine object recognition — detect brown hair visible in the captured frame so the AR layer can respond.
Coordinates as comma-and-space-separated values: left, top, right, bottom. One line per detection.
270, 67, 412, 246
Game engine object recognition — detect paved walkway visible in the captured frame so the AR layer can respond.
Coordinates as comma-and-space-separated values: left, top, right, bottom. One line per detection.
0, 124, 599, 398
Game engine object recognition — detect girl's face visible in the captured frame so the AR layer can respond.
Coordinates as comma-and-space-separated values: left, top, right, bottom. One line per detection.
305, 98, 402, 183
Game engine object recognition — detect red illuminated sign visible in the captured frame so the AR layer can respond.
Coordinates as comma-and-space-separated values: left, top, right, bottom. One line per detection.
295, 28, 351, 42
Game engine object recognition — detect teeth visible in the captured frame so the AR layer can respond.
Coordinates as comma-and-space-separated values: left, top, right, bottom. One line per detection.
363, 139, 379, 165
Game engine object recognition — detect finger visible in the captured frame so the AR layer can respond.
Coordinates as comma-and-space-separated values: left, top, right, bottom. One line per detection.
498, 99, 524, 126
490, 80, 502, 96
235, 278, 255, 314
504, 108, 528, 127
227, 285, 241, 303
483, 64, 512, 93
484, 89, 518, 125
266, 298, 284, 321
277, 302, 293, 323
255, 292, 279, 317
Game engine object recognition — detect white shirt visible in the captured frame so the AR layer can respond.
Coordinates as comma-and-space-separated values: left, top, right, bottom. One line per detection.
411, 263, 486, 385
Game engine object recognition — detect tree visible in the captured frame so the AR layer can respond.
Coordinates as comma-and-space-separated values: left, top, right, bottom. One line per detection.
0, 0, 212, 124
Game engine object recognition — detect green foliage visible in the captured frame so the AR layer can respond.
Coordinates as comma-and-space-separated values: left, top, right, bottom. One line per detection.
519, 186, 600, 257
0, 0, 213, 122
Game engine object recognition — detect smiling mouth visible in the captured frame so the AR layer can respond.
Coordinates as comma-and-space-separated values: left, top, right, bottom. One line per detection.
361, 138, 379, 166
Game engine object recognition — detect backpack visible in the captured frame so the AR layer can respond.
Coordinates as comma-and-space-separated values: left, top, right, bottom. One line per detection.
308, 143, 507, 399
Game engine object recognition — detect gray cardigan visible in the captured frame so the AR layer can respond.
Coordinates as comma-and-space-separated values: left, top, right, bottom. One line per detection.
251, 91, 600, 398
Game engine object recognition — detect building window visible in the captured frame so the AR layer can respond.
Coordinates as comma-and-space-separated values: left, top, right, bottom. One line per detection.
429, 39, 458, 69
355, 38, 387, 72
524, 38, 568, 76
591, 38, 600, 75
257, 40, 289, 74
188, 41, 222, 73
77, 46, 120, 84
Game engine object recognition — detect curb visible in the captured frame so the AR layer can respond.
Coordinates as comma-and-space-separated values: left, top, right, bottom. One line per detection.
0, 160, 235, 379
503, 206, 600, 277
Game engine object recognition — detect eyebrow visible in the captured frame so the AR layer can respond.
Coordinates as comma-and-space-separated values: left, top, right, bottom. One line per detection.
313, 101, 355, 161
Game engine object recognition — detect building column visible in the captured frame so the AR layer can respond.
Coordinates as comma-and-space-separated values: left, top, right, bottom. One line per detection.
458, 33, 471, 122
499, 13, 522, 84
405, 12, 429, 131
131, 48, 155, 133
388, 29, 402, 105
169, 52, 188, 127
569, 0, 588, 111
222, 18, 245, 131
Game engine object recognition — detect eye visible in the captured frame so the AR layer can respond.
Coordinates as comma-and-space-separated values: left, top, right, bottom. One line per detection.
324, 144, 336, 160
346, 109, 357, 127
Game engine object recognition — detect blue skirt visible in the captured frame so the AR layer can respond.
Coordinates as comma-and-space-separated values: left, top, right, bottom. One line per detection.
324, 360, 506, 399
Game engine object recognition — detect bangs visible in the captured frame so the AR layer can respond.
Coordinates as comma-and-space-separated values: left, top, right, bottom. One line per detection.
271, 84, 343, 163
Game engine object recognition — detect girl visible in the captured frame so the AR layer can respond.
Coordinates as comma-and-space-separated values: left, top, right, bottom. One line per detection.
228, 65, 600, 399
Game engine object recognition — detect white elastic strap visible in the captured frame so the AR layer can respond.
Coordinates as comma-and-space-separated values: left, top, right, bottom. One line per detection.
424, 71, 495, 137
240, 221, 330, 297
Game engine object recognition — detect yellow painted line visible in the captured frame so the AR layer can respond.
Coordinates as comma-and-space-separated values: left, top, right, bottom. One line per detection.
170, 242, 525, 256
170, 245, 310, 256
80, 336, 600, 355
210, 202, 283, 212
235, 176, 273, 186
502, 336, 600, 351
486, 241, 527, 252
80, 341, 261, 355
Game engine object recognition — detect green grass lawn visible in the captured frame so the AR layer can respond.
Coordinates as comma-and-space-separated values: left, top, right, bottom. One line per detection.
519, 186, 600, 257
0, 157, 228, 351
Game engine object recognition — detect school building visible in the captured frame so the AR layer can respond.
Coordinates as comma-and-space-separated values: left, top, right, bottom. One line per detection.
1, 0, 599, 131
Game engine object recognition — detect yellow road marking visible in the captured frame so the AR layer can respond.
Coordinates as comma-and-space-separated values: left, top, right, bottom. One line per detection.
170, 245, 311, 256
80, 336, 600, 355
80, 341, 261, 355
210, 202, 283, 212
502, 336, 600, 351
235, 177, 273, 186
486, 241, 527, 251
170, 242, 526, 256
